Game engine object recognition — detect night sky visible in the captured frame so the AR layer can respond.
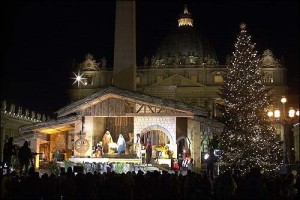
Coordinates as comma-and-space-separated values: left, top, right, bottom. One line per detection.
2, 0, 299, 116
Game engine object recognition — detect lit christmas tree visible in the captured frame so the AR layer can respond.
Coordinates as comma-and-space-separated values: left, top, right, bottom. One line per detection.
217, 23, 281, 174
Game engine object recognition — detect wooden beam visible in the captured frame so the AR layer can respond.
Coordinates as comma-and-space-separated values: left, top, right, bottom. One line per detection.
136, 105, 144, 113
147, 105, 155, 113
125, 113, 194, 117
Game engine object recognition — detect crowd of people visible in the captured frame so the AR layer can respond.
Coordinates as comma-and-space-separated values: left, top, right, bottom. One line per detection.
1, 137, 300, 199
2, 137, 33, 177
1, 166, 299, 200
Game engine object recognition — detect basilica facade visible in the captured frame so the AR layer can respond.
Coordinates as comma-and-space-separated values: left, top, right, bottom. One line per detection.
68, 5, 287, 117
66, 5, 288, 161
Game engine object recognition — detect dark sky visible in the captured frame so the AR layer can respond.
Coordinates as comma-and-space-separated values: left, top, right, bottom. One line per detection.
2, 0, 299, 116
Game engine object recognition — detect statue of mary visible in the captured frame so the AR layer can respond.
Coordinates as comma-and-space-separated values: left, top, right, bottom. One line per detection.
117, 134, 126, 154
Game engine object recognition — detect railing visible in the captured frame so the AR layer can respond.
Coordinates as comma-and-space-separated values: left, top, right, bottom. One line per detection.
1, 100, 50, 123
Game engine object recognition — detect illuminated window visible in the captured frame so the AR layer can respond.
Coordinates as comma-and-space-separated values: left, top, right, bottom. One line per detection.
214, 75, 223, 83
213, 99, 224, 118
86, 76, 93, 85
263, 72, 273, 83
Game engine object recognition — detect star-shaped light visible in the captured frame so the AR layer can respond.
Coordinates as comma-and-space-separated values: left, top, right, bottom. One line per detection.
71, 71, 87, 88
240, 23, 247, 30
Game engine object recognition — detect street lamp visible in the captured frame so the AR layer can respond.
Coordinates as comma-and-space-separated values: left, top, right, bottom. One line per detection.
267, 97, 299, 173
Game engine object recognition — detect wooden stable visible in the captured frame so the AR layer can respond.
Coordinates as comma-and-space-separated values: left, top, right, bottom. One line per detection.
18, 87, 222, 169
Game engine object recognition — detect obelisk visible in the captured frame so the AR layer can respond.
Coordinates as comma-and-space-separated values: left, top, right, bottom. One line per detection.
113, 1, 136, 91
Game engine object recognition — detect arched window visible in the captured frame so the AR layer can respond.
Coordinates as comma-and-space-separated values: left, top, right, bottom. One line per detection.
141, 130, 170, 146
263, 71, 273, 83
213, 98, 224, 118
176, 137, 190, 157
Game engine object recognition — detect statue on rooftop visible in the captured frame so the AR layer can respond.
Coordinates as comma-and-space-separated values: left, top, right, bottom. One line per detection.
31, 111, 35, 119
25, 109, 29, 117
260, 49, 281, 68
10, 104, 15, 114
151, 56, 155, 67
143, 56, 149, 66
37, 113, 41, 120
101, 57, 107, 68
2, 100, 6, 112
80, 53, 100, 70
18, 107, 22, 116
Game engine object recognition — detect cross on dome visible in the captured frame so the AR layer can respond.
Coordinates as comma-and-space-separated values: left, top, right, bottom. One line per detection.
183, 4, 190, 14
178, 4, 193, 27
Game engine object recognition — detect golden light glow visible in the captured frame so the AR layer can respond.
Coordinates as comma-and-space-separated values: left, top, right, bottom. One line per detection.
267, 111, 273, 117
281, 97, 287, 104
178, 18, 193, 27
36, 125, 74, 134
274, 109, 280, 118
288, 108, 295, 118
178, 4, 193, 27
296, 110, 299, 116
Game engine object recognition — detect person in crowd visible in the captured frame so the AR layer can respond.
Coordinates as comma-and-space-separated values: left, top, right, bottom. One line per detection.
181, 157, 188, 170
240, 167, 264, 199
207, 148, 217, 179
2, 137, 15, 175
18, 140, 33, 176
117, 134, 126, 154
187, 158, 193, 171
172, 158, 180, 171
145, 138, 152, 165
214, 170, 237, 200
182, 153, 192, 172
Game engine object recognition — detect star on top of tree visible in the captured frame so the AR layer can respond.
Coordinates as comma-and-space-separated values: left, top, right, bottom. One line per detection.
240, 23, 247, 30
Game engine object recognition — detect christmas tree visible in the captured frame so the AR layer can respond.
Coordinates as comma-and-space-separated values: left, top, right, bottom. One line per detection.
217, 23, 281, 174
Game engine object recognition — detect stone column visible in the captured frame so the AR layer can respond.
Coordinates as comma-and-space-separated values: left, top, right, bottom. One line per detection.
113, 1, 136, 91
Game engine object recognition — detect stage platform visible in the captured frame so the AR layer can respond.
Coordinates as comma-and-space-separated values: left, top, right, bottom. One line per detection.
67, 155, 172, 173
69, 157, 142, 164
69, 155, 171, 166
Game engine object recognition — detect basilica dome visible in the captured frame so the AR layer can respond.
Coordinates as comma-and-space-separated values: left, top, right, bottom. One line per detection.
152, 5, 218, 67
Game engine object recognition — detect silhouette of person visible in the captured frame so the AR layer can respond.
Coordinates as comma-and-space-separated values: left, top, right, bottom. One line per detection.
2, 137, 15, 174
207, 148, 216, 179
18, 140, 33, 176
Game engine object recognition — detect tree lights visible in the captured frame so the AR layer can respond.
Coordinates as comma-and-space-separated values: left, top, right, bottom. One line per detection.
217, 23, 281, 175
